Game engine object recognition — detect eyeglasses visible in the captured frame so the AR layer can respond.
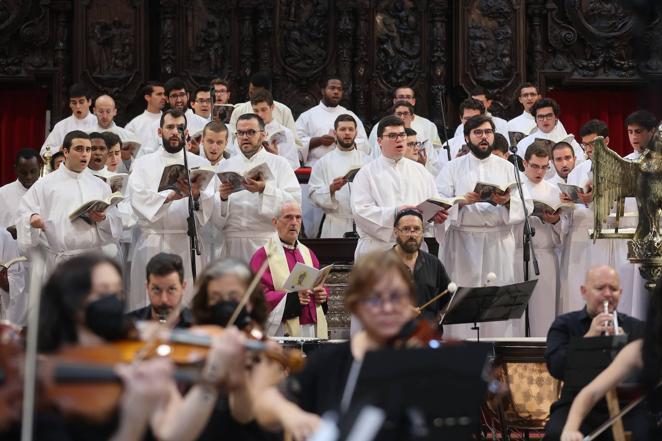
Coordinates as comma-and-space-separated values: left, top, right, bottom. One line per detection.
395, 111, 412, 117
196, 98, 212, 104
406, 141, 421, 149
383, 132, 407, 141
471, 128, 494, 137
527, 163, 550, 171
520, 92, 538, 98
169, 92, 187, 99
235, 129, 262, 138
215, 89, 228, 94
362, 291, 408, 309
397, 226, 423, 235
581, 139, 599, 149
536, 113, 555, 121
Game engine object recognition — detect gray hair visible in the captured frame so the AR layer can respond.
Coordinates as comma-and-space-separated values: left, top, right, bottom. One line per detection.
274, 199, 301, 219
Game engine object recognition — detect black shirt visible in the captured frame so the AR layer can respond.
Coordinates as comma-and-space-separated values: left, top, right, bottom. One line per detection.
545, 306, 644, 380
125, 306, 194, 328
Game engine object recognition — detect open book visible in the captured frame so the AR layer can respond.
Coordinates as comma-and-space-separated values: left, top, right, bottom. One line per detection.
69, 192, 124, 224
158, 165, 217, 193
343, 166, 361, 182
217, 162, 273, 194
508, 131, 525, 146
416, 196, 465, 222
266, 127, 288, 145
94, 172, 129, 193
558, 183, 586, 203
532, 199, 573, 218
282, 263, 334, 292
1, 256, 27, 270
473, 181, 518, 204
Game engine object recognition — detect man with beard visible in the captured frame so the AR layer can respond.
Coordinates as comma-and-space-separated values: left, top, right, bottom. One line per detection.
18, 130, 122, 284
436, 115, 530, 338
126, 252, 192, 328
0, 149, 41, 235
308, 114, 368, 237
127, 109, 216, 310
125, 82, 166, 149
391, 208, 451, 322
212, 113, 301, 263
549, 142, 577, 185
295, 77, 369, 166
91, 94, 135, 142
249, 201, 328, 338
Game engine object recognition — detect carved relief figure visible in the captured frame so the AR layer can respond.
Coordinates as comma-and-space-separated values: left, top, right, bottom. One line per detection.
279, 0, 328, 72
87, 19, 134, 75
582, 0, 630, 34
468, 0, 514, 86
192, 18, 228, 72
375, 0, 421, 86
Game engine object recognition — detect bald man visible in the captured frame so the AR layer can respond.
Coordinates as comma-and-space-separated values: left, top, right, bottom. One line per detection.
543, 265, 646, 441
92, 94, 136, 143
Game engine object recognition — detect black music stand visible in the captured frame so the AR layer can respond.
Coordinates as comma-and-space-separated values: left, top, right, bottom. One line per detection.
338, 344, 491, 441
441, 280, 538, 341
564, 335, 629, 393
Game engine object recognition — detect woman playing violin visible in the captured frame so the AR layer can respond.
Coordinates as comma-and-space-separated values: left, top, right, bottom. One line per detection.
250, 250, 421, 441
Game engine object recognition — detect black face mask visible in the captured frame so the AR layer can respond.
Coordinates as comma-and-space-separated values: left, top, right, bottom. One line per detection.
85, 294, 130, 341
201, 300, 251, 330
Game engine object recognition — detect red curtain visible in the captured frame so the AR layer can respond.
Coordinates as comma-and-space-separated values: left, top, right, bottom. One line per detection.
0, 88, 48, 186
547, 87, 661, 157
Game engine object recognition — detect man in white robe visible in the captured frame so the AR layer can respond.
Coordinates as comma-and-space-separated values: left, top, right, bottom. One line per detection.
624, 110, 657, 160
295, 77, 369, 166
250, 90, 300, 170
352, 115, 447, 259
452, 88, 509, 140
127, 110, 216, 310
125, 82, 166, 149
40, 83, 97, 157
0, 149, 41, 233
229, 71, 300, 149
548, 141, 577, 185
441, 98, 487, 166
514, 144, 567, 337
308, 114, 368, 238
212, 113, 301, 263
507, 83, 540, 137
18, 130, 122, 284
0, 229, 26, 324
436, 115, 530, 338
516, 98, 585, 173
137, 78, 209, 158
191, 87, 212, 122
89, 94, 136, 142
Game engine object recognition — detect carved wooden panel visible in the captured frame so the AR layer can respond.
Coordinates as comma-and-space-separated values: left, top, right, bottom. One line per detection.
73, 0, 148, 115
455, 0, 526, 117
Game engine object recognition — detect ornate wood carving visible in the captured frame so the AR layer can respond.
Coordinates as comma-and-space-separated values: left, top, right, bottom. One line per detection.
455, 0, 526, 117
428, 0, 450, 132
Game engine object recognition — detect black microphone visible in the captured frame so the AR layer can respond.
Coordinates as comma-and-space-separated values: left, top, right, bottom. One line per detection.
509, 145, 518, 154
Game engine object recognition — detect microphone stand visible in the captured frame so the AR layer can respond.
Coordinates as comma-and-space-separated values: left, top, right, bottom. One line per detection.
509, 145, 539, 337
179, 127, 200, 281
437, 87, 452, 162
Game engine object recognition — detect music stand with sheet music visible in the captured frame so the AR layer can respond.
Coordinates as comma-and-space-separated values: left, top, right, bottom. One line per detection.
335, 344, 492, 441
440, 280, 538, 341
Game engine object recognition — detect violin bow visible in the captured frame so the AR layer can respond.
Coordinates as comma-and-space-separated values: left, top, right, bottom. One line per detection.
133, 304, 183, 361
226, 253, 271, 327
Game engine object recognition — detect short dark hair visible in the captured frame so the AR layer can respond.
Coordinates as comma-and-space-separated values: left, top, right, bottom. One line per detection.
146, 252, 184, 283
551, 141, 575, 158
531, 98, 560, 118
393, 85, 415, 99
525, 143, 550, 161
143, 81, 164, 96
320, 76, 342, 89
579, 119, 609, 138
68, 83, 91, 100
102, 131, 122, 148
237, 113, 265, 131
459, 98, 486, 116
211, 78, 230, 89
193, 86, 210, 102
515, 82, 539, 98
89, 132, 107, 146
160, 108, 187, 128
250, 89, 274, 106
15, 148, 41, 167
404, 127, 417, 137
377, 115, 405, 138
50, 151, 64, 170
63, 130, 90, 150
334, 114, 357, 129
394, 208, 423, 227
202, 121, 228, 138
470, 86, 494, 100
492, 133, 509, 155
625, 110, 657, 131
164, 77, 187, 97
250, 71, 272, 91
464, 115, 495, 137
392, 100, 415, 114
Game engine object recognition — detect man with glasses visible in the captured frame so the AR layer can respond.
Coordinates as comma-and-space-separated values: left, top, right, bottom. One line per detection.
391, 208, 451, 323
191, 87, 213, 122
453, 87, 509, 141
210, 78, 233, 124
514, 144, 566, 336
212, 113, 301, 263
516, 98, 585, 174
507, 83, 541, 136
352, 115, 446, 259
436, 115, 530, 338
